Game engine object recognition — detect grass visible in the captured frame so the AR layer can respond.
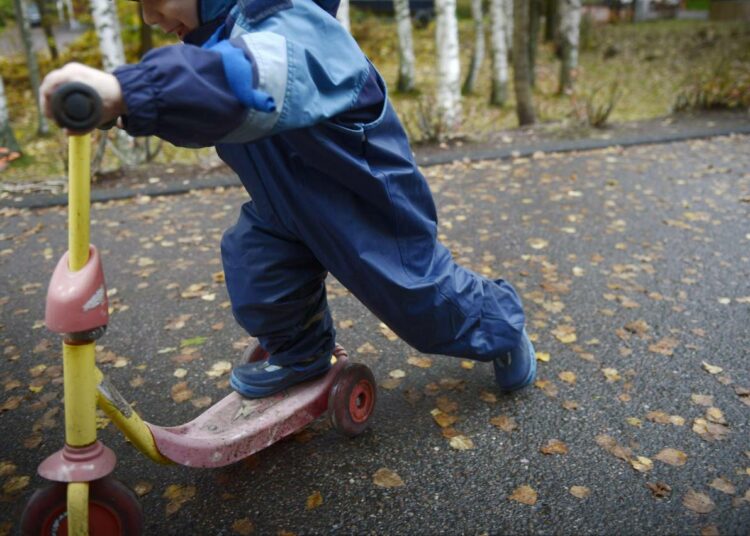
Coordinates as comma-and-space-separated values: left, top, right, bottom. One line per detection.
0, 10, 749, 182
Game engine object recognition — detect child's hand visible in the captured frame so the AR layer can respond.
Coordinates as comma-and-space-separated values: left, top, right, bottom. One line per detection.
40, 63, 126, 133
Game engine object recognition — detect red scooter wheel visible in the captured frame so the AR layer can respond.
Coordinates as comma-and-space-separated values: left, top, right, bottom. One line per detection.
328, 363, 377, 437
21, 477, 143, 535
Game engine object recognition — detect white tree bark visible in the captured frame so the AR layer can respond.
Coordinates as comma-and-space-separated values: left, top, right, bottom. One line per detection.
634, 0, 650, 21
504, 0, 513, 53
559, 0, 581, 93
66, 0, 80, 30
90, 0, 126, 72
435, 0, 462, 131
393, 0, 416, 92
489, 0, 509, 105
462, 0, 484, 95
0, 74, 21, 152
336, 0, 350, 31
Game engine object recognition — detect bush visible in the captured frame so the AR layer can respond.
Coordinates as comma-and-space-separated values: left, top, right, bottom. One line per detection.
570, 81, 622, 128
673, 60, 750, 112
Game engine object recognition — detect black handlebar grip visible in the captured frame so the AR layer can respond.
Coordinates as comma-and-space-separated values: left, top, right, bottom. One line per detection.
51, 82, 103, 131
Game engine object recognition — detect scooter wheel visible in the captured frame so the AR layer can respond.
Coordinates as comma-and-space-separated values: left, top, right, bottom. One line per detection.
328, 363, 377, 437
20, 476, 143, 535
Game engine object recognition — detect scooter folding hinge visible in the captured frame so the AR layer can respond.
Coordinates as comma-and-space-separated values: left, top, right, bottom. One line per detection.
45, 245, 109, 336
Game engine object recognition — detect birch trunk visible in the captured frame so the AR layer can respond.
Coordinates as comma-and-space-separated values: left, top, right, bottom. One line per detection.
489, 0, 509, 105
12, 0, 48, 135
513, 0, 535, 125
336, 0, 350, 31
0, 74, 21, 153
558, 0, 581, 94
66, 0, 80, 30
462, 0, 485, 95
504, 0, 513, 54
435, 0, 462, 132
393, 0, 416, 92
634, 0, 650, 21
90, 0, 126, 72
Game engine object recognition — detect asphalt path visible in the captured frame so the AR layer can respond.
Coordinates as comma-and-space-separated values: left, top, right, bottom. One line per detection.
1, 134, 749, 534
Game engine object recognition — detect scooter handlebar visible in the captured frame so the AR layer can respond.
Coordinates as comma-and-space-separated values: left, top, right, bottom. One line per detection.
51, 82, 103, 131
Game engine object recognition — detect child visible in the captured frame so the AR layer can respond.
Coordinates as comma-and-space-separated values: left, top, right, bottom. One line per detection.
40, 0, 536, 398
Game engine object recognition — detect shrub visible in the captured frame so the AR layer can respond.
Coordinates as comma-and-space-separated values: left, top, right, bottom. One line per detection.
570, 81, 621, 128
673, 60, 750, 112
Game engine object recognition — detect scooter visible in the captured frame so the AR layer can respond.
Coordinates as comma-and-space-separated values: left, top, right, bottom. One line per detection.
21, 83, 377, 535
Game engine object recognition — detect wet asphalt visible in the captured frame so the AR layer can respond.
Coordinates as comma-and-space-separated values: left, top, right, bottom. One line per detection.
1, 133, 749, 535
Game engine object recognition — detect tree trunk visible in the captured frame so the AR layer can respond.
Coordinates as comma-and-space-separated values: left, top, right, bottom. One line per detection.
513, 0, 535, 125
544, 0, 559, 43
504, 0, 514, 54
558, 0, 581, 94
12, 0, 49, 135
462, 0, 485, 95
634, 0, 650, 21
528, 0, 541, 87
139, 7, 153, 58
90, 0, 126, 71
489, 0, 509, 106
435, 0, 462, 132
34, 0, 59, 60
0, 74, 21, 154
336, 0, 350, 31
65, 0, 80, 30
393, 0, 416, 92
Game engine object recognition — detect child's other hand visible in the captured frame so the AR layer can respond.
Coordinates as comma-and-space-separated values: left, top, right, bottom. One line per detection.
40, 62, 126, 133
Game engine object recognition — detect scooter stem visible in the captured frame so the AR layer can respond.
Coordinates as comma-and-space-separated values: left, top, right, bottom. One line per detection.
68, 134, 91, 270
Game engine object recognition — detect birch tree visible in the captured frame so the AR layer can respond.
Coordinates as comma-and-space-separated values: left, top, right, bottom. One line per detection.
513, 0, 535, 125
435, 0, 462, 132
11, 0, 48, 135
336, 0, 350, 31
91, 0, 126, 72
34, 0, 59, 60
489, 0, 509, 105
558, 0, 581, 94
393, 0, 416, 92
634, 0, 650, 21
0, 74, 21, 155
462, 0, 485, 95
504, 0, 513, 53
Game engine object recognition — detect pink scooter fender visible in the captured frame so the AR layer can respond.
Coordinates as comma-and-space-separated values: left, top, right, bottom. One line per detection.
45, 245, 109, 334
147, 355, 348, 468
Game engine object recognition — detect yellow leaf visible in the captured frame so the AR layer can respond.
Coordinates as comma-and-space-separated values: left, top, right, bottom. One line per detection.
2, 475, 29, 494
602, 368, 621, 382
630, 456, 654, 472
569, 486, 591, 499
0, 461, 16, 477
528, 238, 548, 250
691, 394, 714, 406
540, 439, 568, 455
709, 477, 736, 495
356, 342, 377, 355
705, 407, 726, 424
490, 414, 517, 433
702, 361, 723, 375
170, 382, 193, 403
536, 351, 551, 363
372, 468, 404, 488
552, 325, 577, 344
232, 517, 254, 535
133, 481, 153, 497
430, 408, 458, 428
389, 369, 406, 379
683, 489, 715, 514
380, 378, 401, 390
206, 360, 232, 378
460, 360, 475, 370
626, 417, 642, 428
163, 484, 196, 516
379, 323, 399, 341
338, 319, 354, 329
407, 356, 433, 368
479, 391, 497, 403
654, 448, 688, 467
559, 371, 576, 384
508, 485, 537, 505
449, 435, 474, 450
305, 491, 323, 510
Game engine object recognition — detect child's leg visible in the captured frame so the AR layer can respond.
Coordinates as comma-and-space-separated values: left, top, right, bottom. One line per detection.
221, 201, 335, 369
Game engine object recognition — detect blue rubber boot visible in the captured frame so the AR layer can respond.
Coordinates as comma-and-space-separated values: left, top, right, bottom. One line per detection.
230, 355, 332, 398
493, 329, 537, 392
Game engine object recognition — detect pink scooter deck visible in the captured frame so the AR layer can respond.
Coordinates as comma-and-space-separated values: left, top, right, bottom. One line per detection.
147, 356, 347, 468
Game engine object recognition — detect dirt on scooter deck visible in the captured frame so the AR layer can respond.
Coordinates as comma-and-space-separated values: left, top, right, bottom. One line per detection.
148, 356, 347, 467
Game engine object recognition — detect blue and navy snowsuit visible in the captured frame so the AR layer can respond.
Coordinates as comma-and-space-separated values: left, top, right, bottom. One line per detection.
113, 0, 526, 367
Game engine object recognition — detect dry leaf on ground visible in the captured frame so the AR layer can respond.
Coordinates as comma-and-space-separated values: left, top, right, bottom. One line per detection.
654, 448, 688, 467
508, 485, 538, 505
540, 439, 568, 455
569, 486, 591, 499
306, 491, 323, 510
232, 517, 254, 535
490, 415, 518, 433
449, 435, 474, 450
372, 468, 405, 488
683, 489, 715, 514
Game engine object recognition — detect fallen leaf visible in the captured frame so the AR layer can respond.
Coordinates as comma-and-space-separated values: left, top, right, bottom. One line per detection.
705, 407, 726, 424
540, 439, 568, 455
558, 371, 576, 385
691, 394, 714, 406
170, 382, 193, 403
528, 238, 548, 250
460, 360, 475, 370
479, 391, 497, 403
306, 491, 323, 510
562, 400, 580, 410
709, 477, 735, 495
535, 379, 559, 397
356, 342, 377, 355
2, 475, 29, 494
206, 360, 232, 378
165, 314, 192, 331
602, 368, 621, 382
232, 517, 254, 535
626, 417, 643, 428
693, 418, 730, 442
654, 448, 688, 467
181, 336, 207, 348
389, 369, 406, 379
646, 481, 672, 499
683, 489, 715, 514
449, 435, 474, 450
407, 356, 433, 368
133, 481, 153, 497
0, 461, 16, 477
380, 378, 401, 390
702, 361, 723, 375
701, 525, 719, 536
191, 396, 212, 409
569, 486, 591, 499
379, 323, 399, 341
648, 337, 679, 356
372, 468, 404, 488
536, 351, 551, 363
508, 485, 537, 505
552, 325, 577, 344
163, 484, 196, 516
630, 456, 654, 472
430, 409, 458, 428
490, 414, 517, 432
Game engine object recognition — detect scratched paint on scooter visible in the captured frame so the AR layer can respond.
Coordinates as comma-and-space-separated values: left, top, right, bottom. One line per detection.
147, 356, 347, 467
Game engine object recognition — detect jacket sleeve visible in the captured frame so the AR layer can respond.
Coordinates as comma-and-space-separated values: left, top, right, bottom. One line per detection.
114, 23, 370, 147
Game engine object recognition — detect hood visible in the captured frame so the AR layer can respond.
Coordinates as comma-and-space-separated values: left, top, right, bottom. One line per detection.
198, 0, 340, 25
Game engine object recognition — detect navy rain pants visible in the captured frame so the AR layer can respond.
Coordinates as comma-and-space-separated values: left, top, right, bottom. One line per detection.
218, 100, 526, 367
